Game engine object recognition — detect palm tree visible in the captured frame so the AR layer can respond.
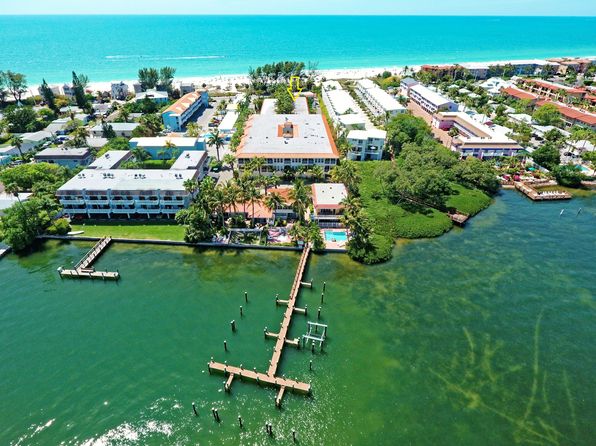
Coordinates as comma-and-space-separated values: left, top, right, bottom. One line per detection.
251, 156, 266, 176
330, 161, 360, 194
265, 175, 280, 195
207, 130, 225, 162
157, 149, 167, 162
288, 179, 311, 222
10, 135, 24, 158
310, 165, 325, 182
246, 182, 262, 227
288, 223, 306, 245
132, 146, 149, 164
164, 140, 177, 160
223, 181, 241, 214
223, 153, 236, 171
183, 179, 200, 201
119, 108, 130, 123
264, 192, 285, 215
5, 183, 22, 205
186, 122, 200, 137
72, 127, 89, 147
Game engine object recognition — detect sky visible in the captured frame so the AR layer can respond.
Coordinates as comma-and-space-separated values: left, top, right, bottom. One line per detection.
0, 0, 595, 16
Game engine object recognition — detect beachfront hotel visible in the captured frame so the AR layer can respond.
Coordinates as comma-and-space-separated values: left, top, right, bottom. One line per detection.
311, 183, 347, 228
129, 136, 206, 159
408, 84, 458, 115
432, 112, 523, 158
355, 79, 406, 117
57, 150, 207, 219
235, 114, 340, 173
161, 90, 210, 131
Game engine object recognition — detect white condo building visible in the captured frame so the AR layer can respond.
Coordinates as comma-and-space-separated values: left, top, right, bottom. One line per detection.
355, 79, 406, 117
57, 150, 207, 219
346, 129, 387, 161
408, 84, 459, 115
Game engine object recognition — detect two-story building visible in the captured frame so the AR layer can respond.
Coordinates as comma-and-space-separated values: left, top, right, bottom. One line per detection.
408, 84, 458, 115
90, 122, 140, 138
34, 147, 94, 168
355, 79, 406, 118
161, 90, 209, 131
311, 183, 347, 228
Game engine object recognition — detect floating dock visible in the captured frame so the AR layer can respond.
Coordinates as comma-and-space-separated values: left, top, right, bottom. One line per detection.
59, 237, 119, 280
515, 182, 571, 201
209, 246, 313, 406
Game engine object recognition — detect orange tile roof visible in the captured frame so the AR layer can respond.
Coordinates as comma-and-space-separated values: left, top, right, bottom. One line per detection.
502, 86, 538, 101
536, 100, 596, 126
163, 91, 203, 115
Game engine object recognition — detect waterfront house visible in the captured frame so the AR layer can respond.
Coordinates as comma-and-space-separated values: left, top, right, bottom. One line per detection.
129, 136, 206, 159
34, 147, 93, 168
90, 122, 139, 138
408, 84, 458, 115
161, 90, 209, 131
235, 114, 339, 173
346, 129, 387, 161
311, 183, 347, 228
355, 79, 406, 118
432, 112, 523, 158
224, 186, 297, 224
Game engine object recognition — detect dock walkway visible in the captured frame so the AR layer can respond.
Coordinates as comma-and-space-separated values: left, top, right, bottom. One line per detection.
59, 237, 119, 280
515, 182, 571, 201
209, 246, 312, 406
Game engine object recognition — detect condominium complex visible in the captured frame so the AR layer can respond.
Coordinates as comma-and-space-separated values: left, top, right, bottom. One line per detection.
57, 150, 207, 219
355, 79, 406, 117
162, 90, 209, 131
321, 81, 386, 161
432, 112, 523, 158
408, 84, 458, 115
235, 114, 339, 173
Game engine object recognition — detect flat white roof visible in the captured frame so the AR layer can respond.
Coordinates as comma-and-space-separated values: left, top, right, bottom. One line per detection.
22, 131, 53, 142
170, 150, 208, 170
135, 90, 168, 100
35, 147, 91, 158
260, 99, 277, 115
91, 122, 139, 132
88, 150, 132, 170
218, 111, 239, 132
410, 84, 454, 107
326, 89, 360, 115
347, 129, 387, 140
129, 137, 200, 149
237, 114, 338, 158
312, 183, 347, 207
322, 80, 343, 91
58, 168, 198, 193
437, 112, 517, 144
356, 79, 377, 90
339, 114, 367, 126
366, 88, 405, 112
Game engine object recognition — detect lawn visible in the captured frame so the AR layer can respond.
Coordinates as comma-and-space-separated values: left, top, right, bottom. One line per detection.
352, 161, 492, 264
70, 222, 185, 241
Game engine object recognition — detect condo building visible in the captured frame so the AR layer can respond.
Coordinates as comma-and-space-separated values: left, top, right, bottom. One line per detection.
355, 79, 406, 117
408, 84, 458, 115
162, 90, 210, 131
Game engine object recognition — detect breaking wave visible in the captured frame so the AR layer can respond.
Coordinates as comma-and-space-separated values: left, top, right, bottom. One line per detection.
105, 55, 224, 61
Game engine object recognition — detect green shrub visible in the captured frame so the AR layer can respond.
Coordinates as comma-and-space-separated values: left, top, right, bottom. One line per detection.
46, 218, 71, 235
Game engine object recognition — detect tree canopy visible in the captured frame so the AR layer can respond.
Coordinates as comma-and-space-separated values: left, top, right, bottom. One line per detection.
533, 103, 562, 127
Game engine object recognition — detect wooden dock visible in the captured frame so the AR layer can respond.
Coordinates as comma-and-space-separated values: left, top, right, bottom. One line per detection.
515, 182, 571, 201
448, 212, 469, 226
209, 246, 312, 406
59, 237, 119, 280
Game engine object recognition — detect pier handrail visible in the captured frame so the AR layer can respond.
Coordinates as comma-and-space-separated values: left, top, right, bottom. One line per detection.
74, 236, 111, 270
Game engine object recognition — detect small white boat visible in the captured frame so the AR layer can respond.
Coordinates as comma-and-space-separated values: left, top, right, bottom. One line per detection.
67, 231, 85, 236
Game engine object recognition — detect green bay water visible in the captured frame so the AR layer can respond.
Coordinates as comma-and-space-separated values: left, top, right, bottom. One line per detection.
1, 16, 596, 84
1, 190, 595, 445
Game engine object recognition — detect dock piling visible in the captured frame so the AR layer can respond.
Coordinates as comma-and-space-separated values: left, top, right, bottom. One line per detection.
240, 306, 243, 317
244, 291, 248, 302
321, 292, 324, 304
323, 281, 326, 292
192, 402, 198, 417
238, 415, 243, 429
309, 359, 312, 371
224, 340, 228, 352
293, 430, 297, 442
318, 307, 321, 320
231, 320, 236, 332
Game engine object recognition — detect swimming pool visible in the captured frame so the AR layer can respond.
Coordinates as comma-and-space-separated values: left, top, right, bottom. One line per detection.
324, 230, 348, 242
575, 165, 590, 173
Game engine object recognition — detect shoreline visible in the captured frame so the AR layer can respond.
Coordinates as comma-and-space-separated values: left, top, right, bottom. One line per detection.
25, 54, 596, 96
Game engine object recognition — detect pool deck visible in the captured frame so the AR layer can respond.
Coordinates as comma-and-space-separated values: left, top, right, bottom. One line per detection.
322, 229, 349, 250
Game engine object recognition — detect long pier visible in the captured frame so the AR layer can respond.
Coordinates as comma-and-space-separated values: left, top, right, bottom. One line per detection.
208, 245, 312, 406
59, 237, 120, 280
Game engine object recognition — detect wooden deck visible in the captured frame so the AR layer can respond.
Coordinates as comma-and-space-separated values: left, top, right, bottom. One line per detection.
448, 212, 469, 226
59, 237, 119, 280
515, 182, 571, 201
209, 246, 312, 406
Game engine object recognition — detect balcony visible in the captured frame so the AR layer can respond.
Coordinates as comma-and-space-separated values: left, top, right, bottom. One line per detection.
161, 199, 185, 206
85, 199, 110, 206
111, 199, 135, 206
136, 208, 162, 214
86, 209, 111, 214
60, 198, 85, 205
111, 209, 134, 214
136, 200, 161, 206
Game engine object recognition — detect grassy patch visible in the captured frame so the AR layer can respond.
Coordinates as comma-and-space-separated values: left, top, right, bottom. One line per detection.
70, 222, 185, 241
446, 183, 492, 216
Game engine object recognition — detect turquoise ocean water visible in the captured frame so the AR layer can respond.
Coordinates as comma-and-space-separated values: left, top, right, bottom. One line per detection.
1, 15, 595, 84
